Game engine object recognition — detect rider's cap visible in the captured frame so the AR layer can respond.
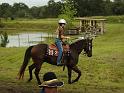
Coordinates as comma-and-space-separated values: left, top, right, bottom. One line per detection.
58, 19, 66, 24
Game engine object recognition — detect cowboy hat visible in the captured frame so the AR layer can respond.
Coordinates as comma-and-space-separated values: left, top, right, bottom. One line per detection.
39, 72, 64, 87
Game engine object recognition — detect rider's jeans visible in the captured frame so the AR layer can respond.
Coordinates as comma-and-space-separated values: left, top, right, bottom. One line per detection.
55, 38, 63, 65
40, 89, 44, 93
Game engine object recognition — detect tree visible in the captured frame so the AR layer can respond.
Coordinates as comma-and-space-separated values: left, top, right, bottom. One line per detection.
103, 0, 113, 15
1, 0, 124, 18
46, 0, 62, 18
59, 0, 77, 28
0, 31, 9, 47
114, 0, 124, 2
0, 3, 12, 18
89, 0, 105, 16
69, 0, 106, 16
12, 3, 29, 18
38, 6, 47, 18
29, 0, 62, 18
112, 1, 124, 15
30, 6, 40, 18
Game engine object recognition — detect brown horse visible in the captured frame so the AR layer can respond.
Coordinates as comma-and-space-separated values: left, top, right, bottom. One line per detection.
18, 38, 92, 85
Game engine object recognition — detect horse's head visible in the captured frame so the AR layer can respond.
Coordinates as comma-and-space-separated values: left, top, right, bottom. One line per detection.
70, 37, 93, 57
84, 38, 92, 57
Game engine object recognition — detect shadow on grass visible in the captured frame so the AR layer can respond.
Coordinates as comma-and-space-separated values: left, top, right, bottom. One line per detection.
0, 85, 124, 93
60, 87, 124, 93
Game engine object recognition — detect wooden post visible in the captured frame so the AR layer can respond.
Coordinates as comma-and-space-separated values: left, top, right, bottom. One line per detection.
28, 34, 30, 46
18, 34, 20, 47
89, 20, 91, 27
41, 34, 42, 42
94, 20, 97, 28
91, 20, 93, 26
100, 21, 104, 34
103, 21, 105, 33
79, 20, 82, 32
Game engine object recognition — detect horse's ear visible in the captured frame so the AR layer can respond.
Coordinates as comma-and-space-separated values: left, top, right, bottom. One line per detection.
88, 36, 93, 41
90, 38, 93, 41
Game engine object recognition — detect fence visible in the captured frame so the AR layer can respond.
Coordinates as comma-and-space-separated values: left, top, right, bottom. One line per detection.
6, 32, 55, 47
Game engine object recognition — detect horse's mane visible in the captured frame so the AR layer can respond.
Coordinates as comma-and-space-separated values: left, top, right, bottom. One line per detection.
70, 39, 84, 48
69, 39, 86, 54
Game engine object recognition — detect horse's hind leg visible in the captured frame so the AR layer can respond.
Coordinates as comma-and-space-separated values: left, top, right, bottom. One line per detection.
34, 60, 43, 85
71, 66, 81, 83
28, 63, 35, 82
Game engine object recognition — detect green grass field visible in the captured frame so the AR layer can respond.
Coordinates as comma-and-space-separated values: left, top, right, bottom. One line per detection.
1, 18, 59, 34
0, 19, 124, 93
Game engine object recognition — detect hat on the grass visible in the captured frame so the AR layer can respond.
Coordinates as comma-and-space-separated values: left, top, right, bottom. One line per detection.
39, 72, 64, 88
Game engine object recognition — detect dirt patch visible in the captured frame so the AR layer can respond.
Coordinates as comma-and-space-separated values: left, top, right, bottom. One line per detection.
0, 81, 124, 93
0, 81, 39, 93
0, 85, 33, 93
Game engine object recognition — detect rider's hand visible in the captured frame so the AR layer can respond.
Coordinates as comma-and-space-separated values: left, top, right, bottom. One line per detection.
66, 36, 70, 39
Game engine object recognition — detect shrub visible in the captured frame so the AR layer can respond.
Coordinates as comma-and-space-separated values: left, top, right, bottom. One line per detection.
0, 31, 9, 47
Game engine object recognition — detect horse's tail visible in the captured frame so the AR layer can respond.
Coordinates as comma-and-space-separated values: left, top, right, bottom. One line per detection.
18, 46, 33, 80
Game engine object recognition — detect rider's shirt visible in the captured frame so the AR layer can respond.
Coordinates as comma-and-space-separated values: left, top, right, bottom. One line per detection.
56, 26, 64, 40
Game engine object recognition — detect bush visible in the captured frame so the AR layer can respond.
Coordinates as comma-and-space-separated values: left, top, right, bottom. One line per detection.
0, 31, 9, 47
106, 15, 124, 23
91, 15, 124, 23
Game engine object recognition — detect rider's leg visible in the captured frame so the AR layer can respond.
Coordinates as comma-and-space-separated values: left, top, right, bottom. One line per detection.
55, 39, 63, 65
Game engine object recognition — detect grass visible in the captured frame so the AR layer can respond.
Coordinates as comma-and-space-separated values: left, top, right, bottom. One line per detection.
1, 18, 58, 34
0, 19, 124, 93
87, 15, 124, 23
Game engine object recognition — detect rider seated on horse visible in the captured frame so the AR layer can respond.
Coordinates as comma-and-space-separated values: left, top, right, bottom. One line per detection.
55, 19, 70, 66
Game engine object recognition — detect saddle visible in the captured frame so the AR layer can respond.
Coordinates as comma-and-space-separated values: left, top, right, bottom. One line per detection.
47, 43, 70, 56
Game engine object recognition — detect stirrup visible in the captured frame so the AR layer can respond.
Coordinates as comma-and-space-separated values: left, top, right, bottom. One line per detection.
57, 63, 63, 66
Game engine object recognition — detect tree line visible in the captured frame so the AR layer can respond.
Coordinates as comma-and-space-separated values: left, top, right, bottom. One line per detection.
0, 0, 124, 19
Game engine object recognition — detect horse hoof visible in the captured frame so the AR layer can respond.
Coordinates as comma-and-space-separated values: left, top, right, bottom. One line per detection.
27, 80, 30, 83
68, 81, 72, 84
27, 79, 32, 83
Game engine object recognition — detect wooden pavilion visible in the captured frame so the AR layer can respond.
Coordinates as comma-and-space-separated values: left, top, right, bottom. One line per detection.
75, 18, 106, 35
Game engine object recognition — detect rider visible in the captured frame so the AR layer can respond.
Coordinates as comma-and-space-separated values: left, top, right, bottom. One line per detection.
55, 19, 70, 66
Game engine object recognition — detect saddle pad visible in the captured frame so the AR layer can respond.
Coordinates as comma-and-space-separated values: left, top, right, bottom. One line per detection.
47, 44, 70, 56
48, 44, 58, 56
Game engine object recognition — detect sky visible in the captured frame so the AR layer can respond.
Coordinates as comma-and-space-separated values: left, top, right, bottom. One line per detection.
0, 0, 114, 7
0, 0, 61, 7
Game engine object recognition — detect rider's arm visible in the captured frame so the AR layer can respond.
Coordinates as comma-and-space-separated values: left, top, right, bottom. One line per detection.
61, 35, 70, 39
59, 27, 70, 39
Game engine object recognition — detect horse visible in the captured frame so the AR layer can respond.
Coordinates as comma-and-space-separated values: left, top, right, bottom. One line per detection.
18, 38, 92, 85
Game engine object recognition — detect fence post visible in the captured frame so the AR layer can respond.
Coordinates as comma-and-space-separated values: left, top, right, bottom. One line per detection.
41, 33, 42, 42
28, 34, 30, 46
48, 33, 49, 43
18, 34, 20, 47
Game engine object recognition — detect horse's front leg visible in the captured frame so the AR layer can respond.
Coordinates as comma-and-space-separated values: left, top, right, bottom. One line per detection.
71, 66, 81, 83
67, 66, 72, 84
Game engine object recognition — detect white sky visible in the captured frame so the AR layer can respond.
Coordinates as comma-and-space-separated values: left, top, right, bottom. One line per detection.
0, 0, 114, 7
0, 0, 60, 7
